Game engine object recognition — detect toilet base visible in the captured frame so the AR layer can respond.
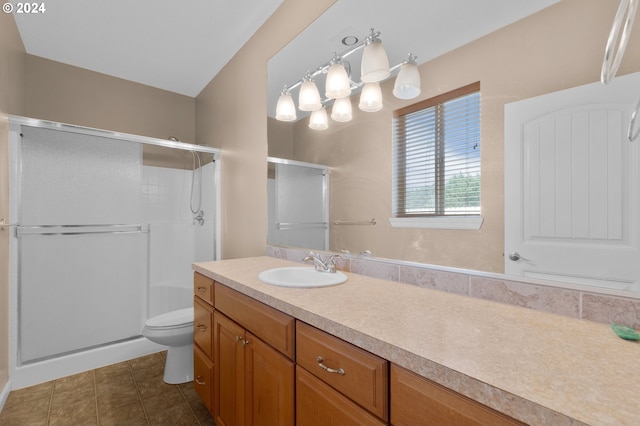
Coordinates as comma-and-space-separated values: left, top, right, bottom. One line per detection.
163, 344, 194, 384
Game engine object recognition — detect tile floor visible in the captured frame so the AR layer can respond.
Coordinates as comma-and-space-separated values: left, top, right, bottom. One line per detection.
0, 351, 215, 425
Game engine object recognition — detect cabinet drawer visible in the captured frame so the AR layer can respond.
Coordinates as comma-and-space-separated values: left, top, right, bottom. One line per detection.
296, 366, 386, 426
391, 365, 525, 426
194, 272, 214, 305
296, 321, 388, 421
194, 345, 213, 415
214, 283, 295, 360
194, 297, 213, 358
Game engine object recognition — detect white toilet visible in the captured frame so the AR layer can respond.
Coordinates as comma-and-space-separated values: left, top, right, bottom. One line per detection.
142, 307, 194, 384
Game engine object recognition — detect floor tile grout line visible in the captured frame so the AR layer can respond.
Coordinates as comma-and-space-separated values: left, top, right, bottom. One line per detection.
128, 359, 152, 425
92, 369, 99, 425
46, 378, 54, 425
177, 383, 202, 426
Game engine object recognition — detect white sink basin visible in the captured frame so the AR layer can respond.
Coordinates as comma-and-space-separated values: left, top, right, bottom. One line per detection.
258, 267, 347, 288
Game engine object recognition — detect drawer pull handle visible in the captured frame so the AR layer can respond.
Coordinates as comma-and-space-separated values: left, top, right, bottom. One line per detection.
316, 356, 345, 375
196, 324, 207, 332
195, 376, 206, 386
196, 286, 207, 292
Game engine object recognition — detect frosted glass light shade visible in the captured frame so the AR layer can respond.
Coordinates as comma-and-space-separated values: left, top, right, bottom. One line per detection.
309, 108, 328, 130
298, 80, 322, 111
331, 97, 352, 122
359, 83, 383, 112
393, 62, 421, 99
361, 40, 390, 83
325, 63, 351, 99
275, 93, 297, 121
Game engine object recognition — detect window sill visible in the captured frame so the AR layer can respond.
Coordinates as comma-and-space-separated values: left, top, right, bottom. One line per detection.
388, 216, 483, 230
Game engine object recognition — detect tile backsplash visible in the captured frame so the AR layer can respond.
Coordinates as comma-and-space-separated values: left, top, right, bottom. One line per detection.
266, 245, 640, 328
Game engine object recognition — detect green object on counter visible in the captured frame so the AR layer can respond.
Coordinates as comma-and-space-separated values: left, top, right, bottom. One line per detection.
610, 324, 640, 341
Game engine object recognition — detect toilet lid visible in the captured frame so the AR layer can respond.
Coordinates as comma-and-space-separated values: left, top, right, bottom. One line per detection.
146, 307, 193, 327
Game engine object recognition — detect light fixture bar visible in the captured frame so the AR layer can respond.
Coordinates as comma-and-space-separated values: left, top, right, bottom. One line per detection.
279, 29, 381, 94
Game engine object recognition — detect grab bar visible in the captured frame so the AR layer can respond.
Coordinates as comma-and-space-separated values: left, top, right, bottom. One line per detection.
277, 222, 328, 230
16, 224, 149, 237
333, 218, 377, 226
629, 97, 640, 141
0, 218, 18, 231
601, 0, 638, 84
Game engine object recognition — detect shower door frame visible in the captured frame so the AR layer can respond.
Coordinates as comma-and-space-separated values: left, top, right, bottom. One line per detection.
7, 115, 221, 389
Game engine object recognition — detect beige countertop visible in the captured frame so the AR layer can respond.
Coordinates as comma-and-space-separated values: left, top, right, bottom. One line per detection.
194, 256, 640, 425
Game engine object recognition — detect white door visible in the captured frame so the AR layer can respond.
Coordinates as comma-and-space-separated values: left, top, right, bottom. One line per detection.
505, 72, 640, 291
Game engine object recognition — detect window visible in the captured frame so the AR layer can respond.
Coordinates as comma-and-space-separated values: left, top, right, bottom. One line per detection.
392, 82, 481, 227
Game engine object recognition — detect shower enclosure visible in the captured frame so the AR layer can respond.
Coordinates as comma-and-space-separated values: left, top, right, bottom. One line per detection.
267, 157, 329, 251
7, 116, 220, 388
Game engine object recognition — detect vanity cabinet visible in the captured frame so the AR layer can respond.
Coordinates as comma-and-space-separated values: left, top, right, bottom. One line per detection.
194, 273, 524, 425
213, 283, 295, 426
390, 365, 525, 426
193, 272, 215, 413
296, 321, 388, 425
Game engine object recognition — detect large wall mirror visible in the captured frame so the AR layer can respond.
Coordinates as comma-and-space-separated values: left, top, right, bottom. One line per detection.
267, 0, 640, 295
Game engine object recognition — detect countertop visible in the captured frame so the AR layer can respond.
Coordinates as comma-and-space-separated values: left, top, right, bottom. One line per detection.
193, 256, 640, 425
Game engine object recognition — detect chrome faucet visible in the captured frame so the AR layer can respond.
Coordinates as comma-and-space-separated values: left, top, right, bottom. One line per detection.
303, 252, 337, 273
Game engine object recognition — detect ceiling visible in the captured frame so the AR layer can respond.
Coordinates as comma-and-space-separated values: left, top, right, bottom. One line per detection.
13, 0, 284, 97
13, 0, 559, 102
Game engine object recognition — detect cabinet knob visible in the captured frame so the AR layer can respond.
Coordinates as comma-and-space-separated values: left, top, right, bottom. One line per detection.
316, 356, 345, 375
196, 286, 207, 292
235, 335, 249, 346
195, 376, 206, 386
196, 324, 207, 332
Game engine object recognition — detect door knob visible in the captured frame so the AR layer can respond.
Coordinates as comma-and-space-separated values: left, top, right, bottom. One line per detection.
508, 251, 530, 262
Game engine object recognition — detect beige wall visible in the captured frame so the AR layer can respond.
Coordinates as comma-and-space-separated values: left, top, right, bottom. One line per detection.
283, 0, 640, 273
196, 0, 336, 259
0, 11, 26, 399
25, 55, 196, 142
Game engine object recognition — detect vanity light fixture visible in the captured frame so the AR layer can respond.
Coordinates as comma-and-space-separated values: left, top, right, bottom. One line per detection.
393, 54, 421, 99
359, 82, 383, 112
331, 97, 353, 122
275, 28, 421, 129
325, 55, 352, 99
298, 74, 322, 111
309, 107, 329, 130
275, 88, 297, 121
361, 30, 391, 83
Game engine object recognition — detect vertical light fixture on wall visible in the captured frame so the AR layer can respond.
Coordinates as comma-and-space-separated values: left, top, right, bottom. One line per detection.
275, 28, 421, 130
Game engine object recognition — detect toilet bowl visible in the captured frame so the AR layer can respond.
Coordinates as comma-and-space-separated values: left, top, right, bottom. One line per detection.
142, 307, 194, 384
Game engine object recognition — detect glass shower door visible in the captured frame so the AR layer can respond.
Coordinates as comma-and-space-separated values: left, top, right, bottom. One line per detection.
17, 126, 147, 363
268, 160, 328, 251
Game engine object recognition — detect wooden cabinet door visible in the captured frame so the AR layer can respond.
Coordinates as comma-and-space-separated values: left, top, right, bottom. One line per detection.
193, 345, 213, 414
194, 297, 213, 358
391, 365, 524, 426
297, 366, 386, 426
245, 332, 295, 426
213, 312, 246, 426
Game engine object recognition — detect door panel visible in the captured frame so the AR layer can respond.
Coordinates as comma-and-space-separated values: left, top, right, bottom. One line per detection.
505, 72, 640, 291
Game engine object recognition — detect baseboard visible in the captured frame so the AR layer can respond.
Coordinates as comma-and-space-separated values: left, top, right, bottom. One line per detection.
0, 379, 11, 414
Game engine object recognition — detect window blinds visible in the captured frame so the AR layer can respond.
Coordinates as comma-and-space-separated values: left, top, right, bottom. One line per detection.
393, 82, 481, 216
